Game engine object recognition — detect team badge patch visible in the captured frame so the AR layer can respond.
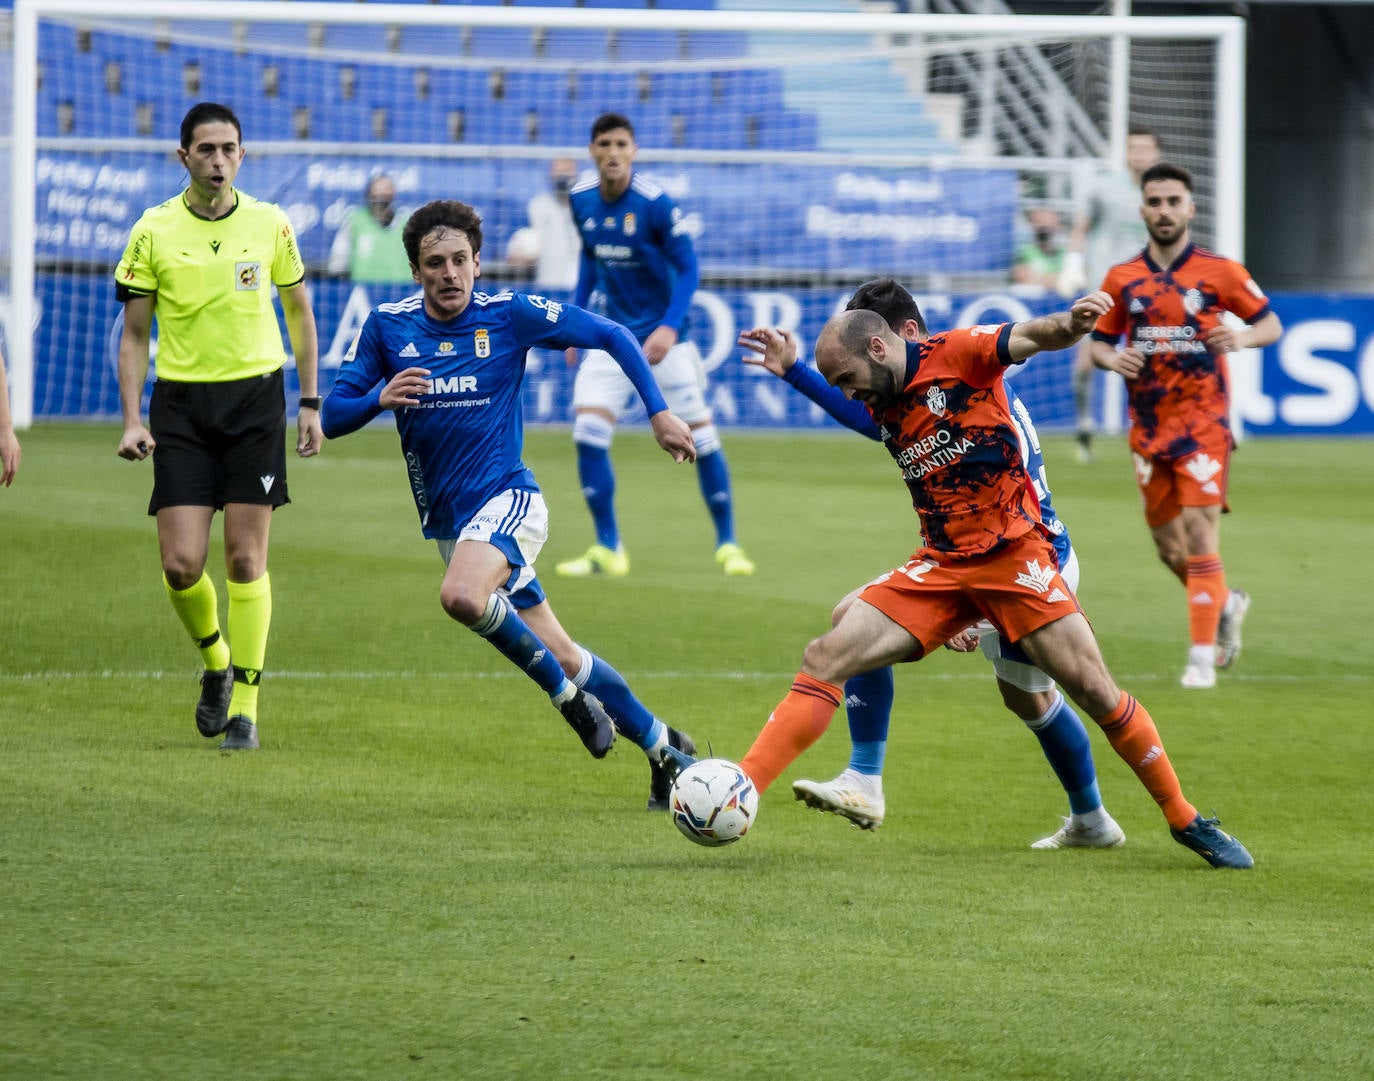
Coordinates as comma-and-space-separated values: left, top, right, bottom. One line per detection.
1184, 288, 1204, 316
623, 212, 636, 236
235, 262, 261, 290
924, 384, 947, 416
474, 329, 491, 358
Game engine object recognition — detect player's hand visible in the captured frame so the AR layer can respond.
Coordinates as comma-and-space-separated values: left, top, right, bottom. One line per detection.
117, 424, 154, 461
379, 367, 432, 410
1068, 290, 1113, 333
650, 410, 697, 464
296, 407, 324, 458
1203, 324, 1242, 354
944, 626, 981, 653
0, 428, 20, 487
564, 347, 580, 368
737, 327, 798, 377
643, 326, 678, 365
1102, 346, 1146, 381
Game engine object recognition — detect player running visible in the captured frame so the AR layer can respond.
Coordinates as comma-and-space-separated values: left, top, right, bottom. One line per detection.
322, 199, 697, 808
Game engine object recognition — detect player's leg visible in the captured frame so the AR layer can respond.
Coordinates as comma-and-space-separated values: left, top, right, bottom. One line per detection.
1072, 341, 1096, 462
440, 493, 614, 757
792, 585, 892, 828
520, 597, 694, 807
657, 342, 754, 575
214, 372, 290, 750
1016, 612, 1252, 867
557, 351, 632, 577
981, 634, 1122, 849
148, 380, 234, 738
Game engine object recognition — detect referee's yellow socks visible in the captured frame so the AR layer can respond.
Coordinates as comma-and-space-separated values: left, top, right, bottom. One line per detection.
227, 573, 272, 722
164, 572, 231, 671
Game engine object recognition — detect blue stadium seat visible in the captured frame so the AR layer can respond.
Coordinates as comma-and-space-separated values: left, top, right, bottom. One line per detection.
581, 0, 651, 7
468, 26, 537, 60
753, 109, 820, 151
321, 23, 395, 55
241, 21, 318, 52
569, 70, 640, 113
426, 67, 494, 110
682, 31, 749, 60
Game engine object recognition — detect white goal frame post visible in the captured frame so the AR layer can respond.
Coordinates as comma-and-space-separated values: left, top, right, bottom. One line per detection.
4, 0, 1246, 429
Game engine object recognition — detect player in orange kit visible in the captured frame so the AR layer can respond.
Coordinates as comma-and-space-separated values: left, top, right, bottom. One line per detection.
1089, 162, 1282, 690
664, 292, 1254, 869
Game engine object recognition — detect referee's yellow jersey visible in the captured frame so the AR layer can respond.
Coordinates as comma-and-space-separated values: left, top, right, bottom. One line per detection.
114, 191, 307, 383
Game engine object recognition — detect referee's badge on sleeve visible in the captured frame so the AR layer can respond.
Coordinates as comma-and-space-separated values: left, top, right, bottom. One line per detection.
236, 262, 261, 290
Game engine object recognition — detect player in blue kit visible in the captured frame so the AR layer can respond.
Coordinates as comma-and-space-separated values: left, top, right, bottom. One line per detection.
555, 112, 755, 579
321, 200, 699, 807
737, 279, 1124, 849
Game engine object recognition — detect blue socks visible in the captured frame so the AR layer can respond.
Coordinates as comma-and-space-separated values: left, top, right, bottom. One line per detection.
471, 594, 572, 701
575, 442, 619, 550
695, 449, 735, 547
844, 667, 895, 776
573, 647, 664, 749
1025, 691, 1102, 815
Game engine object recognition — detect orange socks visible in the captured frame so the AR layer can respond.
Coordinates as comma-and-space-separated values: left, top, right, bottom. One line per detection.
1185, 553, 1227, 649
1096, 692, 1197, 830
739, 673, 843, 794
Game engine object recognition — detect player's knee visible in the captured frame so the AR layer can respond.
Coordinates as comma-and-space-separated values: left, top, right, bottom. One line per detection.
161, 560, 202, 592
572, 412, 615, 450
691, 422, 721, 457
224, 550, 266, 583
800, 634, 845, 684
829, 588, 861, 628
1003, 684, 1052, 723
439, 581, 488, 626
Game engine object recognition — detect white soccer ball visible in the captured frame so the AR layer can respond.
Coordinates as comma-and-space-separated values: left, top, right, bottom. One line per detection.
669, 758, 759, 847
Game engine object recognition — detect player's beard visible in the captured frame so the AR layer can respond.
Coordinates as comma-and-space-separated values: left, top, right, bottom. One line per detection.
1146, 219, 1184, 247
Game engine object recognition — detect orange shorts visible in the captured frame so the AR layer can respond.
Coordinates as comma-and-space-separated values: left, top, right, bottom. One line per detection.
1132, 430, 1232, 528
858, 530, 1083, 657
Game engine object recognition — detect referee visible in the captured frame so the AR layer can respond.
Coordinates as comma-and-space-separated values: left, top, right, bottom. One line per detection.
115, 102, 323, 750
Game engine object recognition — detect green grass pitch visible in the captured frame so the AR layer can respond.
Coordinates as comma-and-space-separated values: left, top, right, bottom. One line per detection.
2, 424, 1372, 1081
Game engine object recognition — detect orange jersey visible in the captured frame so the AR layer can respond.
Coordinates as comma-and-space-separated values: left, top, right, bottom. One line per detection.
1092, 242, 1271, 459
870, 324, 1043, 557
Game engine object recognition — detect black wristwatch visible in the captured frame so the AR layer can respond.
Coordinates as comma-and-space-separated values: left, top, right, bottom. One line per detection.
299, 396, 322, 410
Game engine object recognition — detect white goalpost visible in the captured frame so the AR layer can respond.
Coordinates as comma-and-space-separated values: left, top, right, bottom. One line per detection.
3, 0, 1246, 434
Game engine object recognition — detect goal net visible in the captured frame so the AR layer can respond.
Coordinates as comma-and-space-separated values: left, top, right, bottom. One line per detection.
4, 0, 1245, 435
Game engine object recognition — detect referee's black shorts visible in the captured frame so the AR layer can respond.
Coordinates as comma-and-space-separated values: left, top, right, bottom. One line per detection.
148, 368, 290, 515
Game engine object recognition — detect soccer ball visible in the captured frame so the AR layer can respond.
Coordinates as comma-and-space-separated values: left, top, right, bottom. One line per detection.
669, 758, 759, 847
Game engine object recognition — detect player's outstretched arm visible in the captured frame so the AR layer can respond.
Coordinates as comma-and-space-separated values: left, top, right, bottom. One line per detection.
1006, 290, 1114, 361
737, 326, 798, 377
740, 326, 881, 440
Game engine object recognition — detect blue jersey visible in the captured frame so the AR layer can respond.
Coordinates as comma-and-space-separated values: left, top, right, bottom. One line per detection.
322, 290, 668, 539
569, 173, 699, 343
782, 362, 1073, 569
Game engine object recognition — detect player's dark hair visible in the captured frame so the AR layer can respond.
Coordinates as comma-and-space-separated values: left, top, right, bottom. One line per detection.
402, 200, 484, 265
834, 308, 891, 358
590, 112, 634, 141
1140, 162, 1193, 192
179, 102, 241, 148
846, 278, 928, 337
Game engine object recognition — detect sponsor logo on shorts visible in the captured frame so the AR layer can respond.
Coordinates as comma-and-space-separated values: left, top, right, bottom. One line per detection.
1185, 453, 1223, 483
1014, 559, 1058, 594
259, 474, 275, 493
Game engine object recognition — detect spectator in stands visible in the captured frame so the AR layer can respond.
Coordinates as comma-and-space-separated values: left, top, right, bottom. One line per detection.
1011, 206, 1067, 293
0, 347, 21, 487
506, 157, 582, 293
556, 112, 755, 580
328, 173, 414, 286
113, 101, 323, 752
1059, 128, 1163, 461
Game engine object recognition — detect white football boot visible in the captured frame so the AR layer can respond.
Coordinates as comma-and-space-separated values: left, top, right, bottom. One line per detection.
792, 769, 885, 830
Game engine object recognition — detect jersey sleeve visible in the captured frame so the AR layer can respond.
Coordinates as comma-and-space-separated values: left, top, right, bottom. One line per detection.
270, 207, 307, 288
1090, 266, 1130, 343
653, 193, 699, 334
321, 312, 387, 439
945, 324, 1014, 387
782, 363, 881, 439
113, 213, 158, 300
1218, 259, 1272, 324
512, 295, 669, 416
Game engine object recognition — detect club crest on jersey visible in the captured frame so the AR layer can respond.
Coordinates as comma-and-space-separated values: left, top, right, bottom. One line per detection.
474, 329, 491, 358
924, 384, 947, 416
623, 212, 636, 236
235, 262, 261, 290
1184, 288, 1204, 316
